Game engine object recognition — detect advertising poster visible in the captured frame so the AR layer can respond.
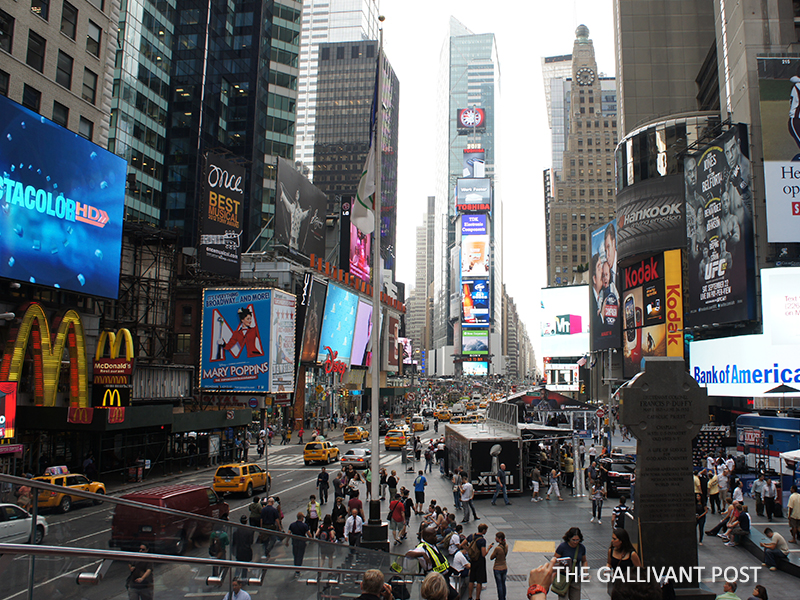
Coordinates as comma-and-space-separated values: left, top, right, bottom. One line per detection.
462, 361, 488, 377
386, 315, 400, 368
275, 157, 326, 259
589, 220, 621, 351
200, 288, 273, 392
462, 329, 489, 355
199, 152, 245, 277
456, 178, 492, 213
350, 300, 373, 368
757, 58, 800, 242
0, 95, 125, 298
461, 214, 488, 236
461, 279, 490, 327
299, 278, 327, 363
463, 148, 486, 177
461, 235, 490, 277
456, 108, 487, 133
540, 285, 590, 358
684, 128, 755, 326
269, 290, 296, 393
399, 337, 413, 364
316, 283, 358, 365
349, 222, 371, 281
0, 382, 18, 439
545, 363, 579, 392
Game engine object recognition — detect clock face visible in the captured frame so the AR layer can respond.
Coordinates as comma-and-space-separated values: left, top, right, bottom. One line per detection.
460, 108, 484, 128
576, 67, 595, 86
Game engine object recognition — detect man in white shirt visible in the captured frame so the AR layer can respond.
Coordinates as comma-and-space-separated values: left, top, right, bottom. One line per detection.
762, 478, 778, 522
448, 524, 464, 557
344, 508, 364, 546
459, 474, 478, 522
450, 546, 471, 600
222, 578, 251, 600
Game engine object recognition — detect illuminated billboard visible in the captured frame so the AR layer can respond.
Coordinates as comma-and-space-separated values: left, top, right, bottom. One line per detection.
275, 157, 326, 259
457, 108, 486, 133
461, 235, 489, 278
0, 382, 17, 439
461, 214, 488, 236
349, 222, 371, 281
462, 329, 489, 355
463, 361, 488, 376
299, 278, 327, 363
462, 279, 490, 327
590, 220, 621, 351
545, 363, 579, 392
684, 128, 756, 326
317, 283, 358, 365
399, 337, 413, 364
463, 148, 486, 177
199, 152, 245, 277
540, 285, 590, 358
0, 95, 125, 298
350, 300, 373, 368
456, 178, 492, 213
270, 290, 296, 393
757, 58, 800, 242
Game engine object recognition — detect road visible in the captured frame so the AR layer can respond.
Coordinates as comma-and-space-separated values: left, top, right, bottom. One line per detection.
0, 425, 441, 600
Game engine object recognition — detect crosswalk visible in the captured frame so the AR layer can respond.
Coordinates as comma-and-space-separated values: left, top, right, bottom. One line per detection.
264, 451, 406, 468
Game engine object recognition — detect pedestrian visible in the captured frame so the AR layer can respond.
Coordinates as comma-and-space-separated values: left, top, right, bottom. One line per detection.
717, 469, 730, 502
306, 494, 321, 533
259, 497, 281, 558
267, 427, 273, 446
257, 436, 265, 458
490, 531, 509, 600
452, 467, 463, 510
242, 437, 250, 462
355, 569, 395, 600
715, 581, 742, 600
298, 427, 304, 444
788, 484, 800, 543
612, 496, 630, 530
751, 473, 766, 517
590, 482, 605, 524
564, 452, 574, 491
546, 469, 563, 501
379, 468, 388, 501
588, 443, 596, 466
126, 543, 154, 600
530, 465, 542, 502
425, 446, 435, 473
447, 523, 464, 558
317, 514, 337, 568
696, 493, 708, 545
708, 471, 720, 514
388, 470, 399, 500
317, 467, 330, 504
344, 507, 364, 546
759, 527, 789, 571
606, 527, 641, 597
288, 512, 311, 577
459, 473, 478, 522
762, 478, 777, 522
450, 541, 471, 600
406, 525, 450, 575
222, 578, 251, 600
732, 481, 744, 504
437, 439, 446, 474
209, 528, 230, 576
232, 516, 254, 579
389, 493, 407, 545
402, 488, 414, 539
248, 496, 261, 528
364, 467, 373, 501
414, 470, 428, 514
333, 471, 346, 500
332, 496, 348, 541
747, 585, 768, 600
553, 527, 588, 600
466, 524, 489, 600
491, 463, 511, 506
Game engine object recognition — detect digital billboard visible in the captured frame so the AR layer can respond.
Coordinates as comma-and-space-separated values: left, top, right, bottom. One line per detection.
462, 329, 489, 355
463, 148, 486, 177
684, 128, 756, 327
350, 300, 373, 368
456, 178, 492, 213
199, 152, 245, 277
589, 220, 621, 351
299, 278, 327, 363
386, 315, 400, 369
275, 157, 326, 259
462, 279, 490, 327
317, 283, 358, 365
399, 337, 413, 364
270, 290, 296, 393
540, 285, 589, 358
757, 58, 800, 242
349, 222, 371, 281
621, 250, 683, 378
201, 288, 278, 392
545, 363, 579, 392
461, 235, 489, 278
0, 95, 125, 298
0, 382, 17, 439
461, 214, 488, 236
456, 108, 486, 133
463, 361, 488, 376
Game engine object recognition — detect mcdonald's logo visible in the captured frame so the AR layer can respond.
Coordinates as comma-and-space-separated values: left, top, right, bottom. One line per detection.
96, 329, 134, 362
102, 389, 122, 407
92, 385, 131, 408
108, 406, 125, 424
0, 303, 88, 407
67, 407, 93, 424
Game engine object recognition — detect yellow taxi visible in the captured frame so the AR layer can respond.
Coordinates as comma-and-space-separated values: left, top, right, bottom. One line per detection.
437, 410, 451, 422
405, 415, 412, 425
465, 402, 477, 411
303, 441, 340, 465
479, 401, 488, 409
384, 428, 408, 450
411, 416, 429, 432
450, 415, 465, 424
343, 426, 369, 443
213, 462, 271, 497
34, 470, 106, 513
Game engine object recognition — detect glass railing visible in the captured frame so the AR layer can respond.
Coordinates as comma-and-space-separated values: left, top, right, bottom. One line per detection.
0, 474, 424, 600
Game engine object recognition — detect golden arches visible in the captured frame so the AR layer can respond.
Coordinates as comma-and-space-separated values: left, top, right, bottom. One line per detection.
95, 328, 134, 362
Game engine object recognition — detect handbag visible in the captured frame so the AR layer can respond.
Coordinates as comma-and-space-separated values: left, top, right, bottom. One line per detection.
551, 546, 580, 596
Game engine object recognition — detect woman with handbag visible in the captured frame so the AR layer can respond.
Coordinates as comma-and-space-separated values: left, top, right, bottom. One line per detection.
552, 527, 588, 600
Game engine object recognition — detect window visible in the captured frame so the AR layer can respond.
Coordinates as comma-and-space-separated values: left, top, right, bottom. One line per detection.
0, 9, 13, 53
56, 50, 73, 88
366, 45, 374, 58
52, 101, 68, 126
86, 20, 101, 56
0, 69, 8, 96
86, 0, 103, 10
320, 46, 329, 60
176, 333, 191, 353
61, 2, 78, 39
22, 84, 41, 111
78, 116, 93, 140
181, 305, 192, 327
31, 0, 49, 20
351, 45, 359, 59
27, 30, 46, 72
82, 68, 97, 103
336, 46, 344, 59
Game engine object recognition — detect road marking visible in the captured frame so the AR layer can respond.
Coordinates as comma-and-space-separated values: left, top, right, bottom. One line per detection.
67, 527, 112, 545
0, 559, 102, 600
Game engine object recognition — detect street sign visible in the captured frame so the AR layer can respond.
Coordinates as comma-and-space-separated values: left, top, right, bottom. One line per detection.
596, 408, 606, 419
248, 398, 259, 408
406, 392, 416, 401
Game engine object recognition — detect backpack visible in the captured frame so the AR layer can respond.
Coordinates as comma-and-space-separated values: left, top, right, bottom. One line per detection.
209, 535, 222, 557
438, 531, 454, 553
467, 535, 482, 562
317, 526, 332, 542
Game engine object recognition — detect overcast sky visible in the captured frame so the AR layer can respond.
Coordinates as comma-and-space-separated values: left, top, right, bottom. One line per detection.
380, 1, 616, 369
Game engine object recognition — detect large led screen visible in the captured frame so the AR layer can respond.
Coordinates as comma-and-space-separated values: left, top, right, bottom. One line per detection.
463, 361, 488, 376
684, 128, 756, 327
201, 288, 275, 392
461, 235, 489, 278
275, 157, 326, 259
461, 214, 488, 236
539, 285, 589, 358
462, 279, 490, 327
456, 178, 492, 213
0, 95, 125, 298
269, 290, 296, 393
590, 220, 621, 351
349, 222, 371, 281
299, 278, 327, 363
317, 283, 358, 365
399, 337, 413, 364
199, 152, 245, 277
462, 330, 489, 355
0, 382, 17, 439
350, 300, 373, 368
463, 148, 486, 177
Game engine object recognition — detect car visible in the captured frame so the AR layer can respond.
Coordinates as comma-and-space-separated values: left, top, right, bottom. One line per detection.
212, 462, 271, 497
421, 408, 434, 417
33, 472, 106, 513
0, 503, 48, 544
303, 441, 340, 465
343, 426, 369, 443
450, 415, 465, 424
405, 415, 412, 425
437, 410, 451, 422
465, 402, 477, 411
384, 429, 408, 450
598, 457, 636, 498
379, 419, 394, 436
340, 448, 372, 469
479, 401, 488, 409
411, 416, 429, 432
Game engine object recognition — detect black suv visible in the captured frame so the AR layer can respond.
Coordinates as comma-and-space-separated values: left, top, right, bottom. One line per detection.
379, 419, 394, 436
598, 457, 636, 498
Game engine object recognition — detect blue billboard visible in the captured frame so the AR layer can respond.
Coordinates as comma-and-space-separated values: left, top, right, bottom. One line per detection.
317, 283, 359, 365
0, 95, 126, 298
201, 288, 273, 392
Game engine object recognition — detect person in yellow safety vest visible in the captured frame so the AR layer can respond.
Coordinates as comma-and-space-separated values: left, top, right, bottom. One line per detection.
405, 526, 450, 574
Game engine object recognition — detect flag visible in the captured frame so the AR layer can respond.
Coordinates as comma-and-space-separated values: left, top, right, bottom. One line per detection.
577, 355, 587, 367
352, 53, 380, 236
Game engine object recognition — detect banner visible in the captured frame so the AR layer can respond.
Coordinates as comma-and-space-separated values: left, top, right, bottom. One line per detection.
684, 128, 756, 326
540, 286, 590, 358
299, 278, 327, 363
463, 148, 486, 177
275, 157, 326, 259
456, 178, 492, 213
461, 214, 488, 236
269, 290, 296, 393
462, 329, 489, 355
589, 220, 620, 351
0, 382, 17, 439
461, 235, 490, 277
351, 300, 374, 368
199, 153, 245, 277
92, 328, 134, 407
316, 283, 358, 365
461, 279, 490, 327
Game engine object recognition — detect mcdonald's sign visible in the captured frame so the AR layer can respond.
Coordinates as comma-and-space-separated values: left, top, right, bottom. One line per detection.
0, 303, 88, 407
92, 328, 133, 408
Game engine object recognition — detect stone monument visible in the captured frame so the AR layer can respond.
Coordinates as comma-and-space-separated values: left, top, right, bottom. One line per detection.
619, 357, 713, 599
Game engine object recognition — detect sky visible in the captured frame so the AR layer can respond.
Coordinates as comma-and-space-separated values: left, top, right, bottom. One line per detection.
380, 0, 616, 370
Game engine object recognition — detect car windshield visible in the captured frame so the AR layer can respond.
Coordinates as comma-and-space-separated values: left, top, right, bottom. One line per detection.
345, 428, 357, 433
386, 431, 403, 437
216, 466, 239, 478
610, 463, 635, 473
306, 443, 322, 450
